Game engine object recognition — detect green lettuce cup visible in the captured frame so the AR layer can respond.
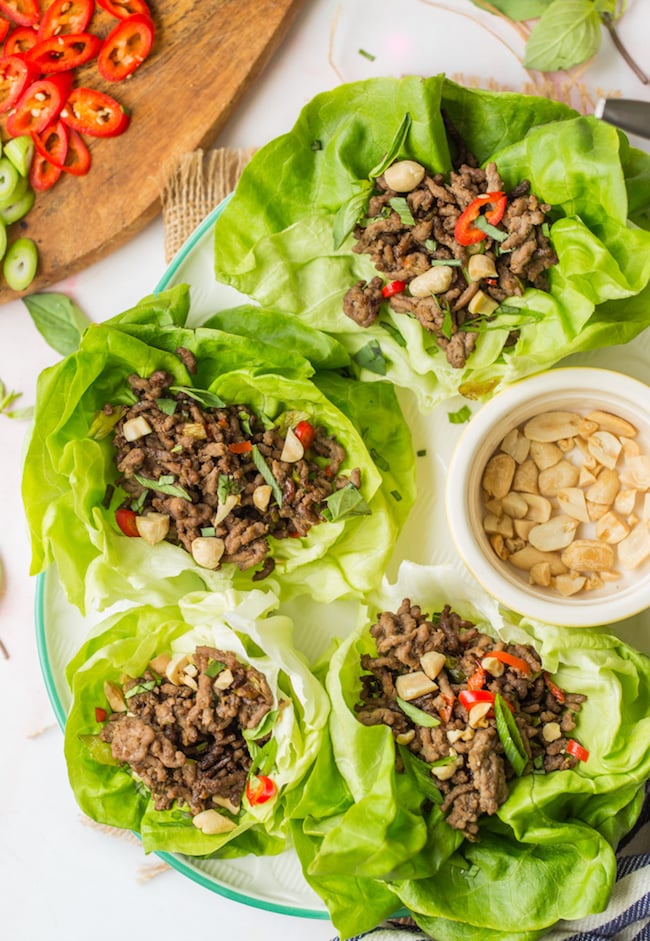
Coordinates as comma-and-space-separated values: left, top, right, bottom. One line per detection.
212, 75, 650, 409
287, 562, 650, 939
64, 587, 329, 857
23, 284, 415, 614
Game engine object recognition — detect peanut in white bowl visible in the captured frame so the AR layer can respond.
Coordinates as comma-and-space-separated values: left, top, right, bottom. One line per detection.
446, 367, 650, 627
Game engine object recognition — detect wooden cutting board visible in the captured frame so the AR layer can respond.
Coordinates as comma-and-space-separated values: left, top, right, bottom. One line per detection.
0, 0, 306, 302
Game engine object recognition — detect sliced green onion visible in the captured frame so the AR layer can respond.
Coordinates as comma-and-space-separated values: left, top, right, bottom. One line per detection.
396, 697, 440, 727
252, 445, 283, 507
475, 215, 508, 242
494, 693, 528, 776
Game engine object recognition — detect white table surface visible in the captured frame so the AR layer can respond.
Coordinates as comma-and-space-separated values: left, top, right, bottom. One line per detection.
2, 2, 650, 939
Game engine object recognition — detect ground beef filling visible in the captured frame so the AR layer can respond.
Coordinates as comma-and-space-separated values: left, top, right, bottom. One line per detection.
355, 600, 586, 840
343, 159, 557, 369
108, 370, 356, 574
99, 645, 274, 815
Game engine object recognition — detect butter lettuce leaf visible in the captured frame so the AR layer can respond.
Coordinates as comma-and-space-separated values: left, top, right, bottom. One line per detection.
212, 76, 650, 409
22, 286, 415, 614
64, 588, 329, 856
286, 562, 650, 939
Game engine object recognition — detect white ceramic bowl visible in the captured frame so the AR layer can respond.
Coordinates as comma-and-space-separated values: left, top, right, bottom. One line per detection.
446, 367, 650, 627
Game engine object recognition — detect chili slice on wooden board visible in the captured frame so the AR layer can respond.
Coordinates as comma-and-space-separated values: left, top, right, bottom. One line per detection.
97, 0, 152, 18
97, 13, 154, 82
0, 0, 39, 28
6, 71, 73, 136
29, 150, 62, 191
0, 53, 38, 112
32, 119, 68, 168
60, 127, 91, 175
3, 23, 37, 55
27, 32, 102, 72
38, 0, 95, 39
60, 86, 130, 137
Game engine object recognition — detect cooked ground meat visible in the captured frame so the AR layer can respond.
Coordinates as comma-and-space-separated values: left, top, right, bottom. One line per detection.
107, 368, 360, 576
100, 645, 274, 815
356, 600, 586, 840
343, 157, 557, 369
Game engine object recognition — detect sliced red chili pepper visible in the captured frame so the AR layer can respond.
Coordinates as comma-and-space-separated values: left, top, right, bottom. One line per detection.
488, 650, 532, 676
60, 126, 91, 175
115, 507, 140, 537
97, 12, 154, 82
3, 24, 37, 56
29, 150, 62, 191
97, 0, 151, 18
38, 0, 95, 39
0, 0, 40, 28
459, 689, 514, 714
32, 118, 68, 168
467, 662, 486, 691
227, 440, 253, 454
245, 774, 276, 806
382, 279, 406, 298
7, 71, 74, 136
294, 420, 315, 450
543, 671, 566, 704
94, 706, 107, 722
60, 86, 130, 137
566, 739, 589, 762
0, 16, 10, 43
454, 191, 507, 246
28, 32, 102, 72
0, 53, 38, 112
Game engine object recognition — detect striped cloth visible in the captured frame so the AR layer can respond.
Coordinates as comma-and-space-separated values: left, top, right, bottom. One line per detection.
329, 784, 650, 941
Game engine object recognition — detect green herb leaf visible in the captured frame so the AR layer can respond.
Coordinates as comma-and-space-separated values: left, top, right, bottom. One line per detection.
22, 292, 91, 356
469, 0, 552, 20
125, 679, 156, 699
397, 744, 444, 805
205, 659, 226, 678
441, 306, 453, 340
133, 473, 192, 501
369, 112, 412, 179
369, 446, 390, 472
200, 526, 216, 537
475, 215, 508, 241
247, 735, 278, 777
380, 320, 407, 348
252, 445, 283, 507
358, 47, 376, 61
217, 474, 240, 504
322, 483, 371, 522
243, 708, 278, 743
523, 0, 602, 71
333, 181, 374, 249
156, 397, 177, 415
169, 385, 226, 409
353, 339, 387, 375
88, 406, 127, 440
448, 405, 472, 424
494, 694, 529, 776
389, 196, 415, 226
396, 697, 440, 727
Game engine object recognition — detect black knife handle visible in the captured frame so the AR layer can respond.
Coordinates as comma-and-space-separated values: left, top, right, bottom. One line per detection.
595, 98, 650, 139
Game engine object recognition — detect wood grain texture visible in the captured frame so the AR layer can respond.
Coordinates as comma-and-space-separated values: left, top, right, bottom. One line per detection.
1, 0, 306, 302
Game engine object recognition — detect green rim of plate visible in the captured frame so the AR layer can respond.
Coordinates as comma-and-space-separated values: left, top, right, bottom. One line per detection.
33, 197, 329, 921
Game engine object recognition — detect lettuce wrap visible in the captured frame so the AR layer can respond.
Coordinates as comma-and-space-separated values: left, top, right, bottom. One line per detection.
22, 284, 415, 614
287, 562, 650, 939
64, 587, 329, 857
212, 75, 650, 409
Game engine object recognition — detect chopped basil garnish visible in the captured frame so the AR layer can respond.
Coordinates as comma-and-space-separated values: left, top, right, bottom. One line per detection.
169, 385, 226, 409
475, 215, 508, 242
369, 112, 412, 179
494, 694, 528, 776
396, 697, 440, 727
251, 445, 283, 507
205, 659, 226, 678
353, 339, 387, 375
358, 47, 376, 61
380, 319, 407, 348
217, 474, 240, 503
156, 397, 177, 415
389, 196, 415, 226
322, 483, 371, 522
133, 473, 192, 501
333, 181, 374, 249
369, 447, 390, 472
441, 305, 453, 340
200, 526, 216, 537
125, 679, 156, 699
391, 489, 402, 502
448, 405, 472, 424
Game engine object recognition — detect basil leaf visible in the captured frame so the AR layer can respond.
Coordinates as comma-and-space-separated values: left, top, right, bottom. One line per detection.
523, 0, 602, 71
353, 339, 387, 375
441, 306, 453, 340
322, 483, 371, 522
448, 405, 472, 424
169, 385, 226, 409
396, 697, 440, 728
247, 735, 278, 777
380, 320, 407, 348
205, 659, 226, 678
369, 112, 412, 178
133, 473, 192, 501
389, 197, 415, 226
217, 474, 240, 503
23, 292, 91, 356
251, 445, 283, 507
125, 679, 156, 699
333, 181, 374, 249
494, 694, 528, 776
397, 744, 444, 805
156, 397, 177, 415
